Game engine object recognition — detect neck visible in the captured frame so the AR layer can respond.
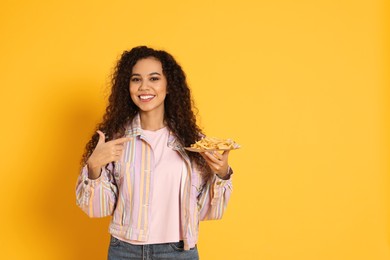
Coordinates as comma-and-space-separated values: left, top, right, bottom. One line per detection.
139, 110, 166, 131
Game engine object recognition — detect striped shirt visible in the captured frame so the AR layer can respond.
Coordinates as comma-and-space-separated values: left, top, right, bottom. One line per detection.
75, 114, 233, 250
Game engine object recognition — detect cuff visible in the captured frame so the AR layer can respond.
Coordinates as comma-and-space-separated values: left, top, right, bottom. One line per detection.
81, 165, 103, 188
216, 166, 233, 180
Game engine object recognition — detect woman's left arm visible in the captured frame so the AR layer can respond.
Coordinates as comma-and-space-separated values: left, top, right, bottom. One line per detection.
198, 151, 233, 220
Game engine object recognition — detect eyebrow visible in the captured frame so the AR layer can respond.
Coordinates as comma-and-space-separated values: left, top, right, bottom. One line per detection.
130, 72, 162, 77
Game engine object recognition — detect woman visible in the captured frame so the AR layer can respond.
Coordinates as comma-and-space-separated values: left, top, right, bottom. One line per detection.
76, 46, 234, 260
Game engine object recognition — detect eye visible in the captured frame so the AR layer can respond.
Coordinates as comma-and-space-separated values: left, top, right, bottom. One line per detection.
150, 77, 160, 81
130, 77, 141, 82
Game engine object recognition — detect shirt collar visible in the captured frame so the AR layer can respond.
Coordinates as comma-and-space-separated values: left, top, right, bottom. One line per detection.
125, 113, 142, 137
125, 113, 182, 149
126, 113, 191, 163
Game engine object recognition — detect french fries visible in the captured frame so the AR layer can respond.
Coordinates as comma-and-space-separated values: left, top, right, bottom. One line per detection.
190, 137, 240, 150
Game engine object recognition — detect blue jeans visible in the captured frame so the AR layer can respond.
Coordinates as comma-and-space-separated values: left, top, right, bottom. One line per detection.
107, 236, 199, 260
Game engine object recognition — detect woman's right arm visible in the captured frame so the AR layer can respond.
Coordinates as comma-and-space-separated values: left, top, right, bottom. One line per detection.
75, 164, 118, 218
75, 131, 131, 218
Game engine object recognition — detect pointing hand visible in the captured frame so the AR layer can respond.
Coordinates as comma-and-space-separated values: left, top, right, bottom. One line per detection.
86, 130, 131, 179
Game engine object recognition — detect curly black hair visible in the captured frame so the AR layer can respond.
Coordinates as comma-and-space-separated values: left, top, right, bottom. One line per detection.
81, 46, 212, 178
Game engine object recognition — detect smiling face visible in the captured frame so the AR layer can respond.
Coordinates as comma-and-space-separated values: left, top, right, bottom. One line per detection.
129, 57, 168, 117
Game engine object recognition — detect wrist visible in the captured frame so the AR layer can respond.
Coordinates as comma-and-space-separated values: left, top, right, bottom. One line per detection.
216, 166, 232, 180
86, 159, 102, 180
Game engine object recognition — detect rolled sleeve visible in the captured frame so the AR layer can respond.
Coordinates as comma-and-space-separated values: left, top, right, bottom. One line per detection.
198, 167, 233, 220
76, 165, 118, 217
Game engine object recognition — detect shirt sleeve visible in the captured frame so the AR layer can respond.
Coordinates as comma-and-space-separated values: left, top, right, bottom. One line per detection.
75, 164, 118, 218
197, 167, 233, 221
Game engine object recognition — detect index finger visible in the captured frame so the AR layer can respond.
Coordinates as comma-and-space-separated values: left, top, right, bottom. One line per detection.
111, 137, 132, 144
212, 151, 223, 160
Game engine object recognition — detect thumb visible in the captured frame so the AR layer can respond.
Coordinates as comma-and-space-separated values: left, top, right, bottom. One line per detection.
222, 149, 230, 158
96, 130, 106, 145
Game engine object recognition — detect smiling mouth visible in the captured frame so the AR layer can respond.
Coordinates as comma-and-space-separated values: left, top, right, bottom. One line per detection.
139, 94, 156, 102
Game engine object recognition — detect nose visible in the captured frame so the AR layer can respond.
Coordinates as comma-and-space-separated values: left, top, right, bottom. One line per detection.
138, 79, 149, 90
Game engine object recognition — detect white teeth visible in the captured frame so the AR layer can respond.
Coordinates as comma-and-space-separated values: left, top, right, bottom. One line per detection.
139, 95, 154, 100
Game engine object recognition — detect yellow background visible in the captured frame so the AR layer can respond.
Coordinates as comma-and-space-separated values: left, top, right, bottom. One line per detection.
0, 0, 389, 259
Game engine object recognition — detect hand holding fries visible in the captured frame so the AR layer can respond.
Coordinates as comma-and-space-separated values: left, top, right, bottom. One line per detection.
200, 149, 231, 179
187, 136, 239, 179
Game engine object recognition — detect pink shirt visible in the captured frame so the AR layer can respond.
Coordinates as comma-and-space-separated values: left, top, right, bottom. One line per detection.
126, 127, 183, 244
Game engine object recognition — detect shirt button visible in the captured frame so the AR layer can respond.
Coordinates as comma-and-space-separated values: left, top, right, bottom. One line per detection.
84, 180, 89, 185
216, 181, 222, 185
